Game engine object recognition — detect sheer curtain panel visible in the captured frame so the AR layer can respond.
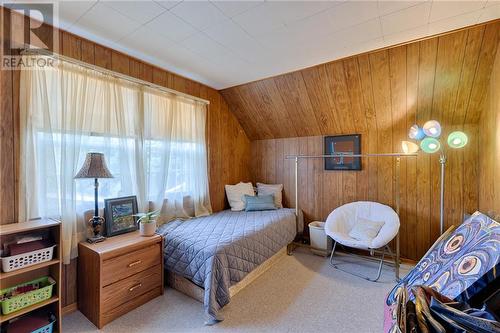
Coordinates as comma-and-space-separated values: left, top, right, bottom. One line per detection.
19, 56, 211, 263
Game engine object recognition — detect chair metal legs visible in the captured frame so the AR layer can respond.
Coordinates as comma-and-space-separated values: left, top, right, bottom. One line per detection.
329, 241, 395, 282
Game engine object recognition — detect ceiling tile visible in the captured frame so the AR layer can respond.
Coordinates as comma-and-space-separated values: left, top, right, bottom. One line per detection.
211, 1, 263, 18
326, 1, 380, 32
75, 2, 141, 42
232, 3, 286, 36
103, 1, 166, 24
344, 37, 386, 59
145, 11, 197, 42
429, 1, 486, 23
381, 2, 432, 36
170, 1, 226, 30
155, 1, 181, 10
485, 0, 500, 7
266, 1, 337, 24
120, 26, 176, 57
478, 3, 500, 22
428, 10, 482, 35
331, 18, 383, 46
204, 18, 253, 47
383, 25, 430, 46
253, 25, 305, 52
180, 33, 237, 65
377, 1, 423, 16
54, 1, 97, 29
227, 41, 270, 64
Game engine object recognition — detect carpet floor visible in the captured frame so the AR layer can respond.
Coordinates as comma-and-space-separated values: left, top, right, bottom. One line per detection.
63, 249, 411, 333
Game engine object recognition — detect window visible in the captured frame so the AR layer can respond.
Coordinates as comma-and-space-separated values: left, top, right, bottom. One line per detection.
20, 57, 211, 262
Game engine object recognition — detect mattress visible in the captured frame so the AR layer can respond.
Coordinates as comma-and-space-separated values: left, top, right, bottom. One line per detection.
156, 208, 297, 324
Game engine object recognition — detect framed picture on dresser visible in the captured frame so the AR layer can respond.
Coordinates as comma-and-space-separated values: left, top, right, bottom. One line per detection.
104, 196, 139, 237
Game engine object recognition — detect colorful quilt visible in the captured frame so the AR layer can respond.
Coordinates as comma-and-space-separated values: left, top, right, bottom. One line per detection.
384, 211, 500, 333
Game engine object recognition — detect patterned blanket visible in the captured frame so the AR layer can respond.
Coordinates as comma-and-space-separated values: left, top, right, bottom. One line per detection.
157, 209, 297, 324
384, 211, 500, 332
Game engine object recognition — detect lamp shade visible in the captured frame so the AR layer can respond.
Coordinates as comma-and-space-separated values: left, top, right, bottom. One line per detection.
447, 131, 468, 149
408, 124, 425, 140
420, 137, 441, 154
75, 153, 113, 179
423, 120, 442, 138
401, 141, 419, 154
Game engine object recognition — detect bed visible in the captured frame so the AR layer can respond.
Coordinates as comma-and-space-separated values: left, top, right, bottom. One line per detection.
156, 208, 298, 324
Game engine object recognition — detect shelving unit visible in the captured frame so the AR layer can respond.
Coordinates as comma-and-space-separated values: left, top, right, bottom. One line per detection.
0, 218, 62, 332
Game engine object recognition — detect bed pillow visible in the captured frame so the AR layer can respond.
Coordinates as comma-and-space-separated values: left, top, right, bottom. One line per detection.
225, 182, 255, 211
256, 183, 283, 208
348, 217, 385, 241
244, 194, 276, 211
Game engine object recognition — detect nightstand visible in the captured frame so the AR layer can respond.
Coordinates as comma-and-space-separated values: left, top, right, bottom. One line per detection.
77, 231, 164, 328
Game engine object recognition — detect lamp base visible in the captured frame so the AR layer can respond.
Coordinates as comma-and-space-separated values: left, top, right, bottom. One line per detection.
87, 235, 106, 244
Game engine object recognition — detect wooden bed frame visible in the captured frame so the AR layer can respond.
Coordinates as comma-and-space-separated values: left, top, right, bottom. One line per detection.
166, 246, 289, 302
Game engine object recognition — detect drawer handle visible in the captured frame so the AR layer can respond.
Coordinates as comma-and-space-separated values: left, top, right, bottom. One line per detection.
128, 260, 142, 267
129, 283, 142, 292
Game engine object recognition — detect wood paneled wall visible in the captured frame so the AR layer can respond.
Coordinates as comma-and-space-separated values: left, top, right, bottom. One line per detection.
479, 42, 500, 219
224, 21, 500, 261
0, 7, 251, 308
252, 134, 478, 261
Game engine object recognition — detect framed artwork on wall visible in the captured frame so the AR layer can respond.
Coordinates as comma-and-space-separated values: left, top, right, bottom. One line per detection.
324, 134, 361, 171
104, 196, 139, 237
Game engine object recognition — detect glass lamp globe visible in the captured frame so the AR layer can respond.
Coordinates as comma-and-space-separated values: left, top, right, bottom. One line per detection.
447, 131, 468, 149
402, 141, 419, 154
423, 120, 442, 138
408, 124, 425, 140
420, 137, 441, 153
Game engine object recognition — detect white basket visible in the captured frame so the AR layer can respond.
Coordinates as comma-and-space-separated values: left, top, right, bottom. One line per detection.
1, 245, 56, 272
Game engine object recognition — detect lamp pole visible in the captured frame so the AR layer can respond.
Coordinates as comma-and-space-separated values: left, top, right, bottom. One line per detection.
439, 153, 447, 235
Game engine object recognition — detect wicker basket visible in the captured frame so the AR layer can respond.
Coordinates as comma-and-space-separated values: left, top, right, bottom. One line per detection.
0, 276, 55, 315
32, 321, 55, 333
1, 245, 56, 273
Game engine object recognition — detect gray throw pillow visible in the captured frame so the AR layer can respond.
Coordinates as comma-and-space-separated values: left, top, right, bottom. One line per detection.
244, 194, 276, 211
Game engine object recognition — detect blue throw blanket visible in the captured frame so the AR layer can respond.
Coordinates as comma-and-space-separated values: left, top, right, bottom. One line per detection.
157, 209, 297, 324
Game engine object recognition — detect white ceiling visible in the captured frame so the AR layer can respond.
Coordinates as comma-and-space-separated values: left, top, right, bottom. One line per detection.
18, 1, 500, 89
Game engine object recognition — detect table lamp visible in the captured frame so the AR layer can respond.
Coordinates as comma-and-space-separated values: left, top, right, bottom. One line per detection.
75, 152, 113, 243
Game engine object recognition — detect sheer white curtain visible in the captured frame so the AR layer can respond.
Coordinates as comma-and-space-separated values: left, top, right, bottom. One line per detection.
143, 89, 211, 222
19, 57, 211, 263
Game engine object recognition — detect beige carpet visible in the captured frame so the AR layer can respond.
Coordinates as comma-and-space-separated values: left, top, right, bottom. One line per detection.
63, 249, 411, 333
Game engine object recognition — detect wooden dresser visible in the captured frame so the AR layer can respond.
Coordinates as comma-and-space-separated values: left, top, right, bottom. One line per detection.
78, 231, 163, 328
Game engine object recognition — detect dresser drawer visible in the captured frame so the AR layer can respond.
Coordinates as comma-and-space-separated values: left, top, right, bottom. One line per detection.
102, 244, 161, 286
102, 265, 162, 311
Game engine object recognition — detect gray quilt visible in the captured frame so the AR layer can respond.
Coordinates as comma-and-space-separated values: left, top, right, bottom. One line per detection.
157, 208, 297, 324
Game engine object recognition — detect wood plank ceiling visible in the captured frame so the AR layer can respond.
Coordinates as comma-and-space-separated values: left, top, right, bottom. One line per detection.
220, 20, 500, 141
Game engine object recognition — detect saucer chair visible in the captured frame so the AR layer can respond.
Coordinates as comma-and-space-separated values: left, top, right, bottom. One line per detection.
325, 201, 400, 282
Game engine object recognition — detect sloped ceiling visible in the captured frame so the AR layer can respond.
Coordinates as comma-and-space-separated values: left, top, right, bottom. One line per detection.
220, 20, 500, 141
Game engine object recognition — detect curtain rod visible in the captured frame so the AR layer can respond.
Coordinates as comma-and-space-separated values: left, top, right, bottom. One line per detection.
285, 153, 418, 159
20, 48, 210, 105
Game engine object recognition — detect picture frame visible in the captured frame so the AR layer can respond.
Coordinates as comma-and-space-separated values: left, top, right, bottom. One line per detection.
324, 134, 362, 171
104, 196, 139, 237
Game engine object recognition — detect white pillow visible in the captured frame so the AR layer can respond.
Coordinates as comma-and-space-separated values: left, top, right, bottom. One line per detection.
348, 217, 385, 242
257, 183, 283, 208
225, 182, 255, 211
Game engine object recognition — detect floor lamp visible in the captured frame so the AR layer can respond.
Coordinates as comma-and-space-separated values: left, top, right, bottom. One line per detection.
406, 121, 469, 234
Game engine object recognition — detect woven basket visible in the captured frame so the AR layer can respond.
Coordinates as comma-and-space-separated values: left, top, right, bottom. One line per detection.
32, 321, 55, 333
1, 245, 56, 273
0, 276, 55, 315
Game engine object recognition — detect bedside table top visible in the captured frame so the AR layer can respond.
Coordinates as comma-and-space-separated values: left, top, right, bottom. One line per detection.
79, 231, 162, 258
